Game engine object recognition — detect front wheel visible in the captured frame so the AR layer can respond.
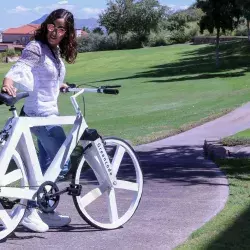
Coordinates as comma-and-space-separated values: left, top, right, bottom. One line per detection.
73, 137, 143, 229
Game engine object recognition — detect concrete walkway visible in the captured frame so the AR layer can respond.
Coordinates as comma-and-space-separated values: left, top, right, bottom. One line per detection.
3, 103, 250, 250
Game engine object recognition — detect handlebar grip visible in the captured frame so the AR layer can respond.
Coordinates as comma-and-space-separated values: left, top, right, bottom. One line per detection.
101, 85, 121, 88
103, 88, 119, 95
67, 83, 77, 88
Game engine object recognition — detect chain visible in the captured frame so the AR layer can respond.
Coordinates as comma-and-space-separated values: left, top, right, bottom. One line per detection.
0, 184, 41, 210
0, 197, 34, 210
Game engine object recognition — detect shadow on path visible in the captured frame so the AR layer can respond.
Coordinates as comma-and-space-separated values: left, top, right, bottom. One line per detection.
137, 145, 227, 187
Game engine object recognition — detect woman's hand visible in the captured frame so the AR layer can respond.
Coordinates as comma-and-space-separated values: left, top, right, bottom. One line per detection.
60, 83, 69, 93
2, 78, 16, 97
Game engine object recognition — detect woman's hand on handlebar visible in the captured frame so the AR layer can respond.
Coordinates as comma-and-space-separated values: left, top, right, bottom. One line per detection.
60, 82, 77, 93
60, 83, 69, 93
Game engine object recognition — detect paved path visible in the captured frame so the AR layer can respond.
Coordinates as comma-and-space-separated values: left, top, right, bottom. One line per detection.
3, 103, 250, 250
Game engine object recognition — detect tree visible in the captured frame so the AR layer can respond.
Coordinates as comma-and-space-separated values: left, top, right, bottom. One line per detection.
99, 0, 134, 47
180, 7, 204, 22
82, 26, 90, 33
92, 27, 104, 35
131, 0, 167, 42
99, 0, 167, 47
163, 13, 188, 32
196, 0, 241, 67
237, 0, 250, 41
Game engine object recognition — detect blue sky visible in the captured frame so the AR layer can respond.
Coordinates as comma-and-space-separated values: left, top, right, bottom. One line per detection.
0, 0, 195, 30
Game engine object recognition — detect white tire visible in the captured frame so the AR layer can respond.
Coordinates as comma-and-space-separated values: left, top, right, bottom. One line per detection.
73, 137, 143, 229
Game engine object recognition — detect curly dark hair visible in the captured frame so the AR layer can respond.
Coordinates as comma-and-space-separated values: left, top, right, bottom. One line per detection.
34, 9, 77, 64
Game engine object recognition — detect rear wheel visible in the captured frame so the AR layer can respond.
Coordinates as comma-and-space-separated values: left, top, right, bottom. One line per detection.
73, 137, 143, 229
0, 150, 28, 240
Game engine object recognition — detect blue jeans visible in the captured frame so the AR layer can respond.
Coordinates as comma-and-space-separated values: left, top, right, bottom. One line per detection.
31, 125, 70, 175
28, 125, 69, 208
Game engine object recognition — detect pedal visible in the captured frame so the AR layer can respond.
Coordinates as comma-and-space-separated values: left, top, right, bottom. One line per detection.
67, 184, 82, 196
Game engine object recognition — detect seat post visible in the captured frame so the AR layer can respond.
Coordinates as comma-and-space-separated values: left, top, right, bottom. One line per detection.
9, 106, 18, 117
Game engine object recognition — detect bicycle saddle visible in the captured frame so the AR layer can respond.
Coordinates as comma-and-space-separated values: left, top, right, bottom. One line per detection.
0, 92, 29, 106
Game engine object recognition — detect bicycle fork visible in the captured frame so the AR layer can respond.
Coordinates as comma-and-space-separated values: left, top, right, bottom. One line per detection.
80, 138, 116, 188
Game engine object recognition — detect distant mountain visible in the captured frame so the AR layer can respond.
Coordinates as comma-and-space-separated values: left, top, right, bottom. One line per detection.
30, 14, 48, 25
75, 18, 99, 30
30, 14, 99, 30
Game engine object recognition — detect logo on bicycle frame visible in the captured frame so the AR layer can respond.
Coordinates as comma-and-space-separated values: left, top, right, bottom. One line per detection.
97, 142, 112, 175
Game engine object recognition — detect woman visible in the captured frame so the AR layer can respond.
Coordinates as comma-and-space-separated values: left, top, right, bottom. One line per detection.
1, 9, 77, 232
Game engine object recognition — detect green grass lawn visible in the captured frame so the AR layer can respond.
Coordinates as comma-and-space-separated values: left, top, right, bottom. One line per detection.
176, 158, 250, 250
221, 128, 250, 146
1, 41, 250, 145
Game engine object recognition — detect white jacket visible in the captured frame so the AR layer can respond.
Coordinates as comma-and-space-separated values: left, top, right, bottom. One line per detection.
5, 40, 66, 116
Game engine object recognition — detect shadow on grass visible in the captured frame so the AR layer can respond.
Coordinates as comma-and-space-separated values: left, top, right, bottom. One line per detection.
91, 41, 250, 84
203, 158, 250, 249
206, 207, 250, 250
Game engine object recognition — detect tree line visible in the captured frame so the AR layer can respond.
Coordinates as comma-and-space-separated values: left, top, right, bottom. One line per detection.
78, 0, 250, 63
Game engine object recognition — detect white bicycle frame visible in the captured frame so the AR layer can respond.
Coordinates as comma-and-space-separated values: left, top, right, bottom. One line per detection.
0, 88, 116, 202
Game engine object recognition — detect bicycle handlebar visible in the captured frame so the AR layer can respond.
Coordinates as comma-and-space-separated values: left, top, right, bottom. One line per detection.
63, 84, 120, 95
67, 87, 119, 95
67, 84, 121, 114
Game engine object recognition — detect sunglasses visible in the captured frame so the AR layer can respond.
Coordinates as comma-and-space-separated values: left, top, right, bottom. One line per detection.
47, 24, 66, 36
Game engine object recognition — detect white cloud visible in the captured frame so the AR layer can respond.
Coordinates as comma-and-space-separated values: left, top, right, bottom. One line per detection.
167, 4, 176, 8
8, 5, 31, 14
167, 4, 189, 12
47, 4, 75, 11
179, 5, 189, 10
7, 3, 101, 19
33, 4, 75, 14
79, 7, 103, 18
34, 6, 43, 12
58, 1, 69, 5
8, 3, 75, 15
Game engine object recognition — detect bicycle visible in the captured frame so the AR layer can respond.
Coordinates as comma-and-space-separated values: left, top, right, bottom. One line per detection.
0, 85, 143, 240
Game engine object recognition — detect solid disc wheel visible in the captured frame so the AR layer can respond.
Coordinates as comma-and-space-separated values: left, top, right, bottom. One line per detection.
0, 150, 28, 240
73, 137, 143, 229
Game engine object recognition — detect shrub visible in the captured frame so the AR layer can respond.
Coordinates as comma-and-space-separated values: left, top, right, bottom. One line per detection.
169, 25, 199, 44
77, 33, 117, 52
169, 30, 189, 43
0, 52, 6, 63
144, 31, 170, 47
6, 49, 16, 57
99, 33, 117, 50
77, 32, 143, 52
187, 25, 199, 39
235, 24, 248, 36
120, 32, 142, 49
